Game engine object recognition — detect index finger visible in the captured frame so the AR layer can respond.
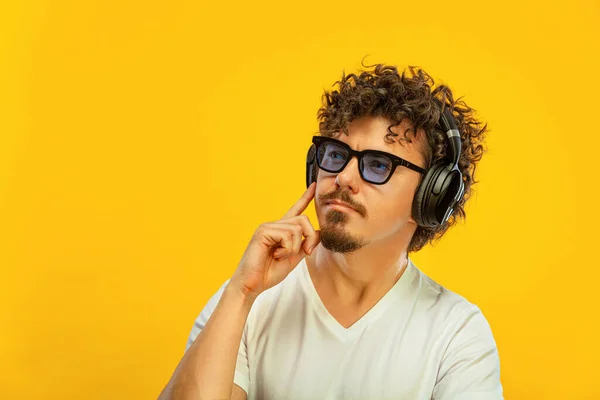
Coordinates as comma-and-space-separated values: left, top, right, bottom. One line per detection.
282, 182, 316, 219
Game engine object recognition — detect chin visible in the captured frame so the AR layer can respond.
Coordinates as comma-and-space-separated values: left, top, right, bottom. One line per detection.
319, 226, 366, 253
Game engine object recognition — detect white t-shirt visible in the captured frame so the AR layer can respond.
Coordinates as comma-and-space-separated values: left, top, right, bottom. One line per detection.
186, 257, 503, 400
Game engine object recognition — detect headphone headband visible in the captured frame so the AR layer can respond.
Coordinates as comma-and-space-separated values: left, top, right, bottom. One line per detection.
436, 101, 461, 169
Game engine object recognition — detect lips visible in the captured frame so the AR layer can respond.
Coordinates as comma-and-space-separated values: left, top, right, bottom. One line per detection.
326, 200, 356, 212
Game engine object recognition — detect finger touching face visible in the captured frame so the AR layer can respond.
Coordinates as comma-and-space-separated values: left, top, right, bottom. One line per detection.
282, 182, 316, 220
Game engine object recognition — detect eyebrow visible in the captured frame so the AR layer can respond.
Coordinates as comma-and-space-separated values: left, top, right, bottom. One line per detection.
349, 136, 411, 159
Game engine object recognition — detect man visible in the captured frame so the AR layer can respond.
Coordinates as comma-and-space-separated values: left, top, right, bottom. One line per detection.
158, 63, 503, 399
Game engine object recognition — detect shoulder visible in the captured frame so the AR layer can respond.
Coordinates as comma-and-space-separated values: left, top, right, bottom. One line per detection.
409, 261, 503, 397
410, 260, 483, 324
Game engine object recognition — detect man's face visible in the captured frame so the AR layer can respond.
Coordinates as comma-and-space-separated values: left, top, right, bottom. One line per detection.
314, 116, 427, 253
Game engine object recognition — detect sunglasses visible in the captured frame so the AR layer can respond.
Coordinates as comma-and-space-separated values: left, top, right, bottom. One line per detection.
310, 136, 426, 185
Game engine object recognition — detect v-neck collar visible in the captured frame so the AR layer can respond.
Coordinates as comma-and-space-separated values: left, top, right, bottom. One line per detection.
298, 256, 416, 342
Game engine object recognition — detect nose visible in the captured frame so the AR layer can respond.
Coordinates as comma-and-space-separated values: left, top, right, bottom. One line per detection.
335, 155, 361, 193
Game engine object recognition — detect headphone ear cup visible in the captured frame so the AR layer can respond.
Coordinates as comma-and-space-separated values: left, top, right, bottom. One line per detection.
434, 169, 463, 224
306, 161, 318, 188
311, 162, 318, 186
306, 144, 317, 188
412, 164, 446, 227
412, 166, 436, 227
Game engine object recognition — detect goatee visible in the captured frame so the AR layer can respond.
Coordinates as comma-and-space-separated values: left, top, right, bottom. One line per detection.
319, 210, 367, 253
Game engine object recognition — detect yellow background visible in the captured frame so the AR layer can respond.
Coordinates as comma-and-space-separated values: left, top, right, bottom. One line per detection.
1, 0, 598, 398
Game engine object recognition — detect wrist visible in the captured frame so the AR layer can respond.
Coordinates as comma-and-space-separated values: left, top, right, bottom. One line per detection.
225, 279, 258, 308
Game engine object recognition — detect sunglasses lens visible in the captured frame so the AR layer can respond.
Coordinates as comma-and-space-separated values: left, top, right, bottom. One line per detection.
317, 141, 349, 172
314, 139, 394, 184
362, 153, 393, 183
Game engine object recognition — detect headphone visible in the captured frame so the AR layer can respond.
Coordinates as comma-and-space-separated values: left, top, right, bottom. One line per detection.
305, 99, 464, 228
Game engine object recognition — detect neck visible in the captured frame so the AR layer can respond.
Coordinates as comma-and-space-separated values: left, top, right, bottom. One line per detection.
306, 227, 413, 307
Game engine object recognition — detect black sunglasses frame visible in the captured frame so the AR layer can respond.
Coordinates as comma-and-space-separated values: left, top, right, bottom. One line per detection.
311, 136, 426, 185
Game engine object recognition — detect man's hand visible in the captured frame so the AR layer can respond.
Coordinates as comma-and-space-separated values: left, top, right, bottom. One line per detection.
230, 182, 320, 300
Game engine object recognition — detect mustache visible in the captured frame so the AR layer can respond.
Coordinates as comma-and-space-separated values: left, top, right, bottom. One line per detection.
317, 189, 366, 217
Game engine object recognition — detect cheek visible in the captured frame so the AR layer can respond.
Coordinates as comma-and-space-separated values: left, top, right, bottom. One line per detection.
373, 185, 417, 221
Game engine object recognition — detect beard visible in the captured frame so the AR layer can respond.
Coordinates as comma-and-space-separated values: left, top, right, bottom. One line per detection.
319, 209, 367, 253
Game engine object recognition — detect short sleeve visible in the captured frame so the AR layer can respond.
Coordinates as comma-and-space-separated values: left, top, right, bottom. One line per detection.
432, 304, 504, 400
185, 279, 250, 396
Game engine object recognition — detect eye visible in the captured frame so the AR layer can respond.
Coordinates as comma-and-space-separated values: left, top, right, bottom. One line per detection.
370, 160, 390, 171
327, 151, 345, 160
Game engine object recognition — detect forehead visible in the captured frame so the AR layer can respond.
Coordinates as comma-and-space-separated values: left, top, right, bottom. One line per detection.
331, 116, 426, 164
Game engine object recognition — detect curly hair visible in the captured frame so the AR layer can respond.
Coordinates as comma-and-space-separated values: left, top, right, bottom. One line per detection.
316, 61, 489, 253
